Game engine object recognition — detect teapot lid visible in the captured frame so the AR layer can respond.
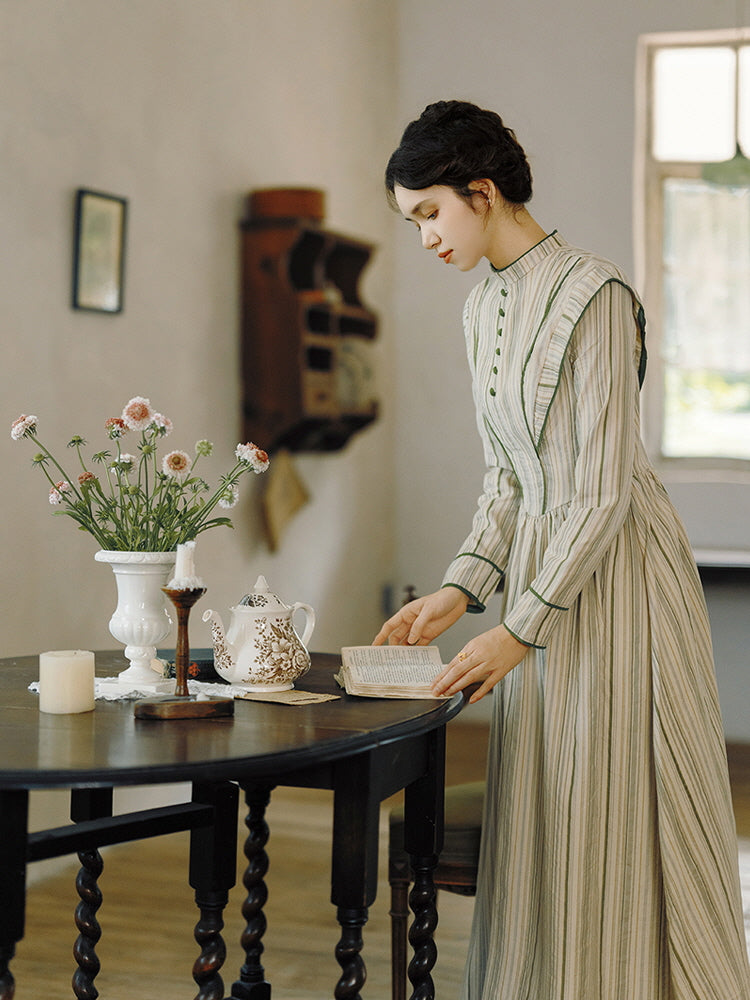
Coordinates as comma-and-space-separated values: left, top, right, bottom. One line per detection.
238, 574, 288, 612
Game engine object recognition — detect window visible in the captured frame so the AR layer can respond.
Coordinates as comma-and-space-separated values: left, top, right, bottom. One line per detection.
635, 30, 750, 468
635, 30, 750, 560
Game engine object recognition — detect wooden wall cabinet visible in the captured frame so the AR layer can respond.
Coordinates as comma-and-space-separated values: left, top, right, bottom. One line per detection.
240, 188, 378, 453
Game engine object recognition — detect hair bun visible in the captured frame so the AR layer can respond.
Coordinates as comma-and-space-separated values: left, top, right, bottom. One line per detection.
386, 100, 533, 207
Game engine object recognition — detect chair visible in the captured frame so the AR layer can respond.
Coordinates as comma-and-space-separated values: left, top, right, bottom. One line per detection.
388, 780, 485, 1000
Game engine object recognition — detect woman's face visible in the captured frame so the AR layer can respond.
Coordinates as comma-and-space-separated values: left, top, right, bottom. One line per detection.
394, 183, 489, 271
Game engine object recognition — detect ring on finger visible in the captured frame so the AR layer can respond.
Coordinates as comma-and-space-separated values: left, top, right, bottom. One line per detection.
458, 651, 468, 661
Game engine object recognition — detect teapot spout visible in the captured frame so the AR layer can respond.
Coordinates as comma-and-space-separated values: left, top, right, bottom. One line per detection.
201, 609, 235, 677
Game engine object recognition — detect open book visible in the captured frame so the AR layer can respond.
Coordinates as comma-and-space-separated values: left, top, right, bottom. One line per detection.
335, 644, 449, 698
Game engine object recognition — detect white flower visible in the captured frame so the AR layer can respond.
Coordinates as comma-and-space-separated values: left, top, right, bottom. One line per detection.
218, 483, 239, 509
11, 414, 38, 440
121, 396, 154, 431
112, 453, 135, 471
235, 441, 270, 473
162, 449, 192, 482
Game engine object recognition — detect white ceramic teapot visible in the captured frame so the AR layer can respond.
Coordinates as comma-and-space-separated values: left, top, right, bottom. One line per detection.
202, 575, 315, 690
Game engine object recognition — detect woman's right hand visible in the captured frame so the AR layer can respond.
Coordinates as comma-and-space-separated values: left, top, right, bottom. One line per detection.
373, 586, 469, 647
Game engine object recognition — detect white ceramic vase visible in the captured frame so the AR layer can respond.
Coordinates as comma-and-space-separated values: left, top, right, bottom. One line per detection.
95, 549, 176, 688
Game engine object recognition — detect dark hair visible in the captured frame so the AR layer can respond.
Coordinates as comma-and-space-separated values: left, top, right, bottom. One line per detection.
385, 100, 532, 207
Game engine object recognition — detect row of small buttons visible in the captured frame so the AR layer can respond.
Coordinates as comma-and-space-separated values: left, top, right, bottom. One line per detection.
489, 286, 508, 397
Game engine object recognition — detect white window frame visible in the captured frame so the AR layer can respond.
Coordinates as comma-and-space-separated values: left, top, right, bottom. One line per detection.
634, 29, 750, 560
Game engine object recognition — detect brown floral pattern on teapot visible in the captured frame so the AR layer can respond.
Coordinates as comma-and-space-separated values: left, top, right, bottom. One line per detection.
203, 575, 315, 691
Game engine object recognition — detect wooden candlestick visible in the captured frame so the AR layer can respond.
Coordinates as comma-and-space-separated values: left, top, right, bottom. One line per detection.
133, 587, 233, 720
163, 587, 206, 696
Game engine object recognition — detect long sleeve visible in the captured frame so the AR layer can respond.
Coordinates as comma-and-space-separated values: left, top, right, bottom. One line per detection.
441, 460, 522, 611
503, 281, 640, 647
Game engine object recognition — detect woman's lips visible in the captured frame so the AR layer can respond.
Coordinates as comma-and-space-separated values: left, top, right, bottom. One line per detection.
439, 250, 453, 263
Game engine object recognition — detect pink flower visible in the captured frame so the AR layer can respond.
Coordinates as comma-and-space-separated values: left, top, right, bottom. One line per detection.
235, 442, 270, 473
11, 414, 38, 440
121, 396, 154, 431
78, 471, 97, 486
162, 449, 191, 482
48, 480, 71, 505
105, 417, 127, 439
152, 413, 173, 436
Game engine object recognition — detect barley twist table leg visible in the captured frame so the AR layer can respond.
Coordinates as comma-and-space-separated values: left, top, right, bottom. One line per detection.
192, 894, 227, 1000
70, 789, 111, 1000
406, 856, 438, 1000
230, 783, 273, 1000
72, 846, 104, 1000
334, 907, 368, 1000
189, 781, 239, 1000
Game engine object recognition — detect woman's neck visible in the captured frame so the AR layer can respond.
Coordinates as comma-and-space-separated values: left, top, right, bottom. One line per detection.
486, 206, 548, 270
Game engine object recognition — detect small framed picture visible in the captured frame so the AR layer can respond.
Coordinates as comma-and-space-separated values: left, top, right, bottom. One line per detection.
72, 189, 127, 313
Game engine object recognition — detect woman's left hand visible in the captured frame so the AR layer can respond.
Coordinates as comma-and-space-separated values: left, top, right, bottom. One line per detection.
431, 624, 530, 703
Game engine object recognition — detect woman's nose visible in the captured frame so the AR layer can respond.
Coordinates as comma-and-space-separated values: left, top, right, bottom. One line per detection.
421, 227, 439, 250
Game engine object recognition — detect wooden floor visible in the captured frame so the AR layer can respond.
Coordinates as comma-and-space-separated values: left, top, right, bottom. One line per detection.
11, 727, 750, 999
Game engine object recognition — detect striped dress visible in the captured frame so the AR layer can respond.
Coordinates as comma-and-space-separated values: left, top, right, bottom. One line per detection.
441, 232, 750, 1000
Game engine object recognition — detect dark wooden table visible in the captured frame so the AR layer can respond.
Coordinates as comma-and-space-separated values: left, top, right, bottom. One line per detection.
0, 651, 463, 999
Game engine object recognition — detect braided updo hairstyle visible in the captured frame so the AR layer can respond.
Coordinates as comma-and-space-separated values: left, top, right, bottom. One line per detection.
385, 100, 532, 208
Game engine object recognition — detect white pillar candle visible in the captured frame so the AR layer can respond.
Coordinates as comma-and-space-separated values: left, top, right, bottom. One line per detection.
39, 650, 96, 714
167, 540, 205, 590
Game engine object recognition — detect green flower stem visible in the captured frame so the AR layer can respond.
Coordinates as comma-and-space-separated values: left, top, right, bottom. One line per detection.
30, 438, 87, 505
16, 415, 268, 552
73, 441, 88, 473
179, 461, 248, 537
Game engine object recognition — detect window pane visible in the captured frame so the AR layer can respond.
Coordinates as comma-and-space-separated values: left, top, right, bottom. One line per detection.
653, 47, 735, 161
738, 46, 750, 155
662, 178, 750, 459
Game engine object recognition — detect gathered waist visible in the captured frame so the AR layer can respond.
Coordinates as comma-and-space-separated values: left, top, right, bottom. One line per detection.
514, 464, 667, 522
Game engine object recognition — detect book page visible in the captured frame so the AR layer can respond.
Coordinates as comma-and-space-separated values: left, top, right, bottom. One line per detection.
342, 645, 443, 686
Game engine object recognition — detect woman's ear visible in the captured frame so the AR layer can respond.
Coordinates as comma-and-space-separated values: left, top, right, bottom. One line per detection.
468, 178, 496, 208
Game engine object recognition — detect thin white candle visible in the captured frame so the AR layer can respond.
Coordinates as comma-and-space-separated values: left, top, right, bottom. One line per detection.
38, 650, 95, 714
167, 540, 205, 590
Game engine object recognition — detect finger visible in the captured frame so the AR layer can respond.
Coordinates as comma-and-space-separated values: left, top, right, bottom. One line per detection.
373, 605, 416, 646
373, 621, 400, 645
431, 651, 472, 695
468, 677, 496, 704
407, 607, 443, 645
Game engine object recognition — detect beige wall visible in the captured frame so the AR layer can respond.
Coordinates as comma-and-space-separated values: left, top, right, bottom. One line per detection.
391, 0, 750, 735
1, 0, 398, 660
2, 0, 749, 753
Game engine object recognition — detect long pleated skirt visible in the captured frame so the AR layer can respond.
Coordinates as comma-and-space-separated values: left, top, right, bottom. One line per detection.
461, 470, 750, 1000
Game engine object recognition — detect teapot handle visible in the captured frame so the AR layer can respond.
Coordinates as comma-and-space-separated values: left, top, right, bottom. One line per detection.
291, 602, 316, 648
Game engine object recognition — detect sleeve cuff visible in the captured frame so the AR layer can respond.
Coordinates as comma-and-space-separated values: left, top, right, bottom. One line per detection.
503, 587, 568, 648
441, 552, 504, 612
441, 583, 485, 613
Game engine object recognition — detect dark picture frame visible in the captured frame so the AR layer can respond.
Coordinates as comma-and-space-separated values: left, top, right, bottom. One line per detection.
72, 189, 127, 313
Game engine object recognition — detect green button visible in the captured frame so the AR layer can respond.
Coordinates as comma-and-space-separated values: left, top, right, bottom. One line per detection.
496, 347, 501, 355
500, 287, 508, 296
492, 366, 498, 374
489, 387, 496, 396
499, 308, 505, 317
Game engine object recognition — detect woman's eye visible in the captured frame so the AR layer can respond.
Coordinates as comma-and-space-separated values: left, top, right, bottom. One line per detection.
427, 211, 437, 220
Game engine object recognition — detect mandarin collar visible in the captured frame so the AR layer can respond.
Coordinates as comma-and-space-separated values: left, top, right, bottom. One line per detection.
490, 230, 563, 283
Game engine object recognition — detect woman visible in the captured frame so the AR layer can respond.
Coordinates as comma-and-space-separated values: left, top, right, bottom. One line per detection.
375, 100, 750, 1000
